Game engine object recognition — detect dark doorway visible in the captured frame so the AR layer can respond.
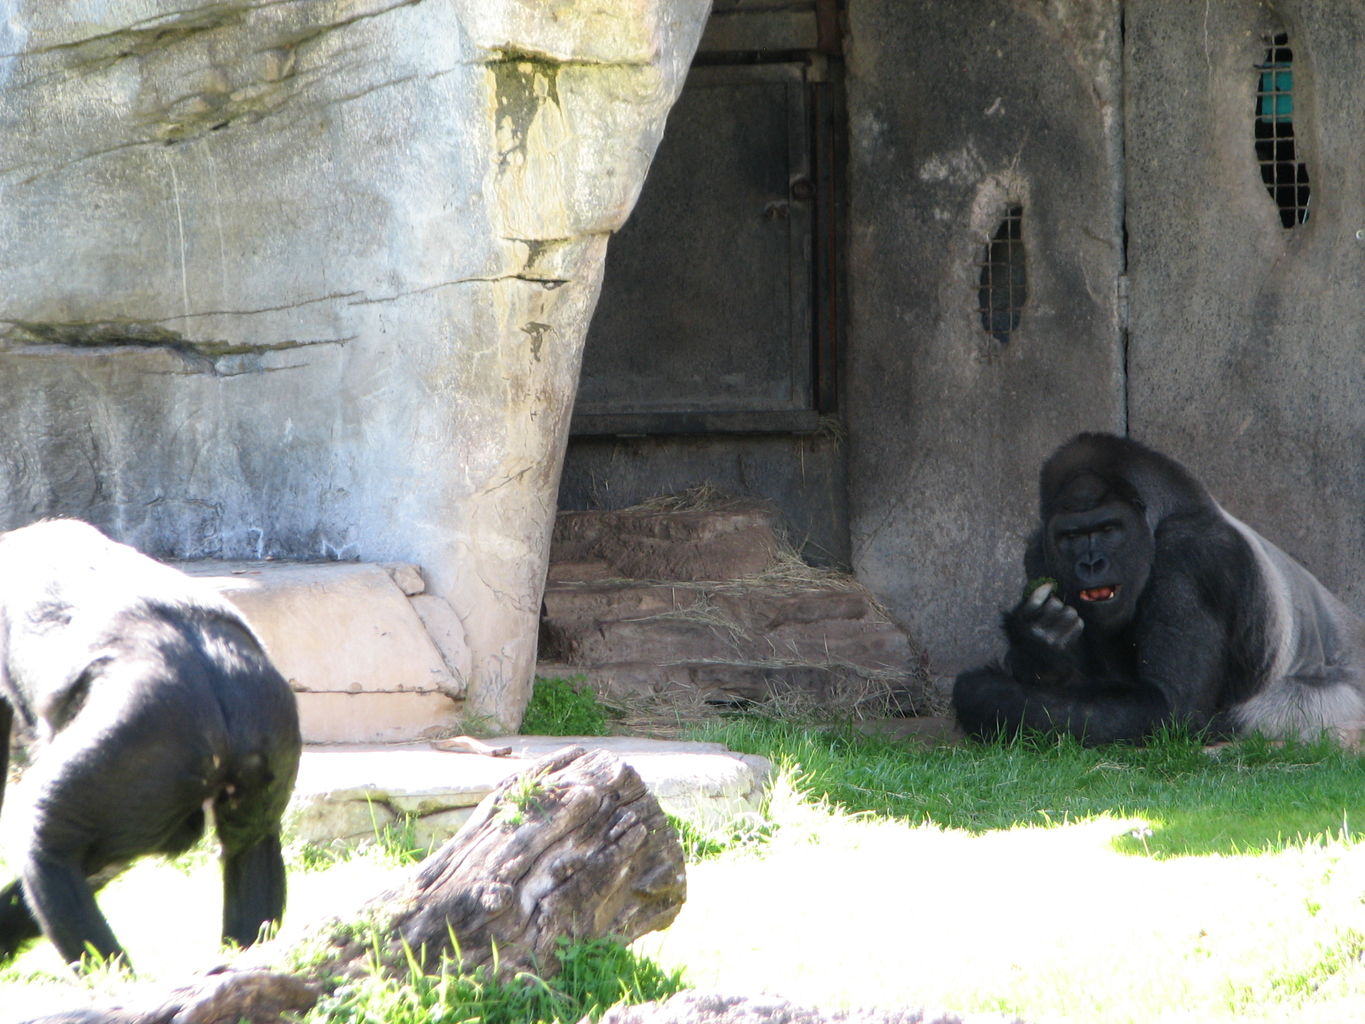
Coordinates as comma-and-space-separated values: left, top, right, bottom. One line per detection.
561, 1, 847, 564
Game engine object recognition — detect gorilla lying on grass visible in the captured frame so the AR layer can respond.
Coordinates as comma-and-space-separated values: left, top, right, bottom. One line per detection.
954, 433, 1365, 745
0, 519, 300, 966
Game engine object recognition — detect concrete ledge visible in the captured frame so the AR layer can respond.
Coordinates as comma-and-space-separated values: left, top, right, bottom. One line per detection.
294, 692, 466, 746
175, 560, 471, 744
288, 737, 773, 849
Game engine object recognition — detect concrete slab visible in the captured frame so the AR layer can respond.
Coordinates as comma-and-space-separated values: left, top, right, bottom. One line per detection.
175, 560, 469, 744
287, 736, 772, 850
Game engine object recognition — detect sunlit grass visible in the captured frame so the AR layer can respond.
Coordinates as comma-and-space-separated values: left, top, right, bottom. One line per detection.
631, 719, 1365, 1023
0, 838, 407, 1019
305, 935, 686, 1024
632, 765, 1365, 1023
691, 717, 1364, 857
4, 718, 1364, 1023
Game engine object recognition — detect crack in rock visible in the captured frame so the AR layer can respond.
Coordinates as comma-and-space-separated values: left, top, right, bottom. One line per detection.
0, 320, 350, 375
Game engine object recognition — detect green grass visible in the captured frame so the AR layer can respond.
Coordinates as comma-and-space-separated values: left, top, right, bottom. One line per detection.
520, 676, 613, 736
4, 718, 1364, 1024
691, 717, 1365, 857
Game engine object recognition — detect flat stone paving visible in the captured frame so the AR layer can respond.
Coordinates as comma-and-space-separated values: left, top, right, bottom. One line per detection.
288, 736, 773, 850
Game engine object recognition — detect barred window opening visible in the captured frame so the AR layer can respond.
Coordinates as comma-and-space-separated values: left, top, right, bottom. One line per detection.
1255, 32, 1311, 227
977, 206, 1026, 344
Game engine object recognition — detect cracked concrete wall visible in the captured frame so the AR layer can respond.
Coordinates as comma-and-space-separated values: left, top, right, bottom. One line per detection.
0, 0, 711, 730
1125, 0, 1365, 611
844, 0, 1125, 673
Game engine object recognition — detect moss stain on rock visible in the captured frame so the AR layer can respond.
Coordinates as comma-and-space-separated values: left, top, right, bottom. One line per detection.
46, 3, 250, 72
489, 50, 563, 169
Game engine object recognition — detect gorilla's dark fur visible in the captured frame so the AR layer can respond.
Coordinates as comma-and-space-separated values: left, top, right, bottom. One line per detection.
954, 433, 1365, 745
0, 520, 301, 966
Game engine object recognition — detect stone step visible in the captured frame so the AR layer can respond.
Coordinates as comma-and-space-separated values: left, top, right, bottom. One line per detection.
551, 503, 780, 582
546, 559, 617, 583
293, 692, 463, 745
542, 614, 913, 672
542, 578, 876, 630
541, 502, 936, 715
538, 660, 912, 708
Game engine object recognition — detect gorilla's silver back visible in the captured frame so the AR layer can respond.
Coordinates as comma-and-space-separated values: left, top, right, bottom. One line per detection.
1222, 507, 1365, 738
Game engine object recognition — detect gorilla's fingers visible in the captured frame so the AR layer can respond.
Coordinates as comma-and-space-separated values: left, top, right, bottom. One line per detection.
1021, 582, 1056, 613
1057, 614, 1084, 647
1030, 598, 1082, 648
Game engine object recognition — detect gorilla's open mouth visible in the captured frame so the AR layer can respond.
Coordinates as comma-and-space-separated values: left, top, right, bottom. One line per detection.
1080, 586, 1119, 602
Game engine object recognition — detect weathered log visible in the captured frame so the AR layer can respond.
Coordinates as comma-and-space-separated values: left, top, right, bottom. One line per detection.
18, 746, 686, 1023
19, 970, 319, 1024
316, 744, 687, 978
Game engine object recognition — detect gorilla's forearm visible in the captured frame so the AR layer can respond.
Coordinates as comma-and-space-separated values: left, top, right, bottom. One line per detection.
20, 854, 123, 965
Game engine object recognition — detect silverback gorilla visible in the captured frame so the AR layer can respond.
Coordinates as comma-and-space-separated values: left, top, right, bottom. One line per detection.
953, 433, 1365, 745
0, 520, 301, 966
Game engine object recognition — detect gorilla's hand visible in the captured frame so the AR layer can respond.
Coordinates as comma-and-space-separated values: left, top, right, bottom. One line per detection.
1013, 582, 1083, 649
1003, 582, 1083, 686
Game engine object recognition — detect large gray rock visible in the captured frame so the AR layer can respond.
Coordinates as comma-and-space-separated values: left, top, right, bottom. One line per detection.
0, 1, 711, 730
593, 992, 1026, 1024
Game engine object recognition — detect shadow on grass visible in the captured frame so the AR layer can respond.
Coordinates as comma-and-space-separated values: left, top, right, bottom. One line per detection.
693, 716, 1365, 859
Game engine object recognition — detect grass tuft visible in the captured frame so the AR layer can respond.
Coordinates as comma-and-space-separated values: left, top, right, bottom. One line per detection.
668, 813, 777, 863
521, 676, 613, 736
309, 935, 687, 1024
497, 769, 550, 830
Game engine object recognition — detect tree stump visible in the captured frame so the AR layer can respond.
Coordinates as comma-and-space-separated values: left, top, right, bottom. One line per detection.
317, 744, 688, 978
19, 746, 687, 1024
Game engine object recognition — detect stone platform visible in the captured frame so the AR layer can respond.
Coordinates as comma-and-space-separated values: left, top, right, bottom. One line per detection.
287, 736, 773, 849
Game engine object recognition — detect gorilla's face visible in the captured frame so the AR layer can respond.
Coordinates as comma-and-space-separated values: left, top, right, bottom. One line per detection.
1045, 477, 1154, 634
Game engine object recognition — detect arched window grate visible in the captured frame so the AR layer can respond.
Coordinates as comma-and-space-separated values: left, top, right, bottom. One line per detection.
977, 206, 1026, 344
1254, 32, 1310, 227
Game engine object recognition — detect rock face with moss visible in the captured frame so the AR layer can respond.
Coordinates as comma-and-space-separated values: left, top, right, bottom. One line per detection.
0, 0, 709, 730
